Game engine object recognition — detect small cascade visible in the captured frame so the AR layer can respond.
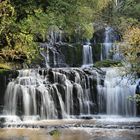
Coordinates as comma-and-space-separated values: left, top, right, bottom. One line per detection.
3, 68, 100, 120
82, 43, 93, 67
40, 46, 50, 68
115, 0, 118, 6
101, 27, 122, 60
40, 43, 66, 68
98, 68, 137, 116
48, 27, 63, 45
101, 27, 114, 60
115, 0, 121, 7
39, 27, 66, 68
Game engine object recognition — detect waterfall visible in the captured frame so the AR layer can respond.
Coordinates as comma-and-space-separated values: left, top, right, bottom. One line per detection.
3, 68, 99, 119
101, 27, 122, 60
98, 68, 137, 116
82, 43, 93, 67
2, 68, 139, 120
48, 27, 62, 45
40, 43, 66, 68
101, 27, 113, 60
39, 27, 65, 68
40, 48, 50, 68
115, 0, 118, 6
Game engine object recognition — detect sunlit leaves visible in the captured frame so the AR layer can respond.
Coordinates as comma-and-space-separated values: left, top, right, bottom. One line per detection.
0, 0, 14, 18
124, 27, 140, 46
120, 27, 140, 73
97, 0, 111, 10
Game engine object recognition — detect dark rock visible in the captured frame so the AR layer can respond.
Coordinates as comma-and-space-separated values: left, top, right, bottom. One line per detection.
80, 116, 93, 120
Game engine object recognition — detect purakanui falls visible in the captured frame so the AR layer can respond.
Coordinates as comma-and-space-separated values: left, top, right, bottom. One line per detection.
0, 24, 140, 140
1, 0, 140, 137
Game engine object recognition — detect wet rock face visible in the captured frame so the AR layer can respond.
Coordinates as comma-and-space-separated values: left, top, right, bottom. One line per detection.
91, 27, 122, 62
0, 70, 19, 113
92, 28, 121, 44
39, 43, 83, 68
91, 28, 106, 44
60, 44, 83, 67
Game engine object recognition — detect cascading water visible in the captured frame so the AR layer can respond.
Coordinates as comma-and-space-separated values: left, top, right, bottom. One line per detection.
115, 0, 118, 6
98, 67, 137, 116
103, 27, 112, 59
101, 27, 122, 60
1, 24, 139, 124
3, 68, 100, 120
40, 45, 50, 68
82, 42, 93, 67
101, 27, 113, 60
39, 27, 66, 68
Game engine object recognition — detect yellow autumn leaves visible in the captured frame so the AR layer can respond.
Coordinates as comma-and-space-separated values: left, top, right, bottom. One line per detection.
121, 26, 140, 73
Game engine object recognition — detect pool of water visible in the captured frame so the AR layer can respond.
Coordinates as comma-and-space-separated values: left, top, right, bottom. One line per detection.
0, 127, 140, 140
0, 115, 140, 140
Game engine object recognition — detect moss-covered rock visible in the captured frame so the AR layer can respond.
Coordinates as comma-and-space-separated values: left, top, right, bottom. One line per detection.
49, 129, 60, 137
58, 43, 83, 67
95, 60, 122, 68
92, 44, 102, 62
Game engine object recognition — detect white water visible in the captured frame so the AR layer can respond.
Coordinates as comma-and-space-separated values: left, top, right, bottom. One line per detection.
82, 44, 93, 67
101, 27, 113, 60
115, 0, 118, 6
3, 68, 97, 120
40, 48, 50, 68
40, 28, 65, 68
98, 67, 137, 116
104, 27, 112, 58
101, 27, 122, 60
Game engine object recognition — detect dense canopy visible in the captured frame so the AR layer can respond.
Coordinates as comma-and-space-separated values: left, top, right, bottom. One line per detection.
0, 0, 139, 73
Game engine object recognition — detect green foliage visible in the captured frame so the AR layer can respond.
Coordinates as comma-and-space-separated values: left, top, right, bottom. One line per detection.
0, 0, 112, 67
119, 0, 140, 20
128, 94, 140, 105
0, 63, 11, 70
0, 0, 39, 64
120, 27, 140, 73
95, 60, 122, 67
1, 0, 139, 70
116, 1, 140, 74
98, 0, 140, 73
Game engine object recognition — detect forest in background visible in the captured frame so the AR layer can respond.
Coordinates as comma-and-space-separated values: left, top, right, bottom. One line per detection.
0, 0, 139, 73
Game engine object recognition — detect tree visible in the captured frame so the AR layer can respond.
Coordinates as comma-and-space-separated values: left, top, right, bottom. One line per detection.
0, 0, 114, 66
121, 26, 140, 74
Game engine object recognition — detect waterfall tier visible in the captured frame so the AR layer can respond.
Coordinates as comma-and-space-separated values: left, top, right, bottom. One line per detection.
1, 67, 139, 122
4, 68, 103, 119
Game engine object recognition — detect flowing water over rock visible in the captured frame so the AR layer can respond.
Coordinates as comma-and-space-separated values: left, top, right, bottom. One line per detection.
98, 68, 137, 116
0, 25, 140, 140
3, 68, 102, 120
2, 66, 139, 123
82, 43, 93, 67
100, 27, 122, 61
